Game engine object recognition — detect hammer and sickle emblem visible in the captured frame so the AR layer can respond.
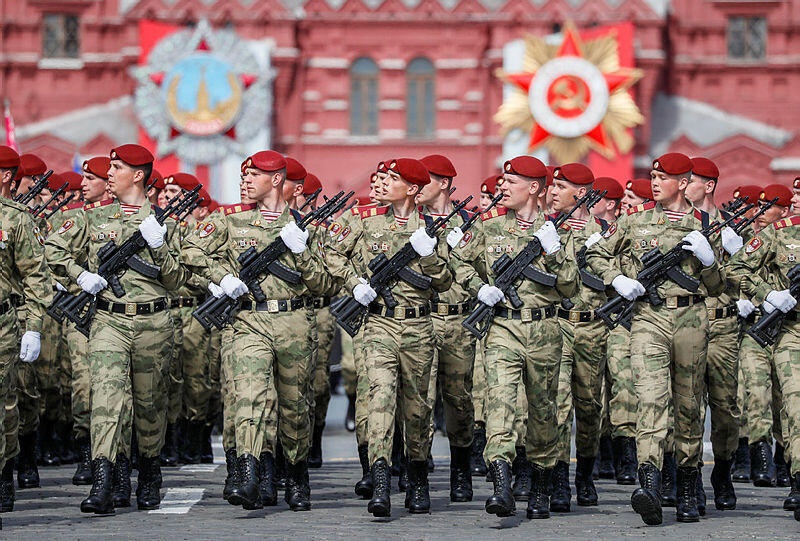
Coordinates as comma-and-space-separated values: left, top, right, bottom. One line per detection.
551, 76, 588, 113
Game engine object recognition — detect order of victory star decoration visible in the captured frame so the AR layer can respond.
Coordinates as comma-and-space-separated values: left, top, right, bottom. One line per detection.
495, 23, 644, 164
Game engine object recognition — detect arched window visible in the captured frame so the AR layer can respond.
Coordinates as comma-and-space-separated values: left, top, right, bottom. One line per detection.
350, 57, 379, 136
406, 57, 435, 139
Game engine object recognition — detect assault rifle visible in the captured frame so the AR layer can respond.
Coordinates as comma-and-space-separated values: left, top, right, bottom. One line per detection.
731, 197, 778, 236
332, 196, 473, 337
461, 189, 606, 339
457, 191, 504, 236
746, 264, 800, 348
14, 170, 53, 206
30, 181, 68, 217
42, 193, 78, 220
193, 190, 354, 331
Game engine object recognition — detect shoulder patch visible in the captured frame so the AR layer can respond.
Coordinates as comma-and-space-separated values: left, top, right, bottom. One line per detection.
198, 222, 216, 238
63, 201, 84, 212
774, 216, 800, 230
481, 206, 507, 222
360, 205, 389, 219
32, 226, 45, 246
222, 203, 256, 215
602, 222, 618, 238
627, 201, 656, 215
85, 198, 114, 211
458, 230, 474, 248
745, 237, 762, 254
56, 219, 75, 235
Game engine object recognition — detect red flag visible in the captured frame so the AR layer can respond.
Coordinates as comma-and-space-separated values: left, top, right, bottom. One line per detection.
3, 99, 19, 152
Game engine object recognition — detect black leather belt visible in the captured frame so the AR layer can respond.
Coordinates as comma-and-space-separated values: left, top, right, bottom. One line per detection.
494, 304, 557, 322
708, 305, 737, 320
557, 308, 597, 323
307, 297, 331, 309
368, 303, 431, 320
170, 296, 203, 309
240, 297, 306, 313
0, 299, 13, 316
663, 294, 704, 308
96, 298, 168, 316
431, 301, 472, 316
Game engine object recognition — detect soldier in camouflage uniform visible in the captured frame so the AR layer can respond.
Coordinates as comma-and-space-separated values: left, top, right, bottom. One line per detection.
46, 144, 187, 514
586, 152, 725, 525
451, 155, 578, 519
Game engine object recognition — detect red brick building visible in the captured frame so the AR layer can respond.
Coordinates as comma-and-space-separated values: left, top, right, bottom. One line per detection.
1, 0, 799, 202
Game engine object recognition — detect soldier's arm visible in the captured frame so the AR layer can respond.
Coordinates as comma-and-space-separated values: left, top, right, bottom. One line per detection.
325, 215, 365, 293
296, 224, 334, 296
14, 211, 54, 332
44, 210, 89, 283
586, 214, 630, 284
727, 230, 775, 304
182, 212, 236, 285
548, 229, 578, 299
420, 248, 452, 293
449, 221, 486, 296
151, 218, 188, 291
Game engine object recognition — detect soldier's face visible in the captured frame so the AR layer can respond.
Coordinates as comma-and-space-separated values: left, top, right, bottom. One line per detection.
479, 192, 494, 212
81, 172, 107, 203
550, 179, 584, 213
620, 189, 645, 213
685, 174, 713, 204
160, 184, 181, 208
791, 189, 800, 215
756, 203, 789, 230
499, 173, 538, 210
382, 170, 416, 203
415, 177, 440, 206
107, 159, 138, 197
650, 170, 686, 203
243, 167, 279, 201
16, 175, 34, 195
282, 179, 303, 203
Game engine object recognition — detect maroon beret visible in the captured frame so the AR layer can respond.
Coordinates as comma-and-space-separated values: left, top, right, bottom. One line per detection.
165, 172, 201, 191
149, 169, 165, 191
481, 175, 500, 195
690, 157, 719, 181
420, 154, 457, 178
732, 185, 762, 204
83, 157, 110, 179
652, 152, 692, 176
761, 184, 793, 207
376, 161, 389, 174
285, 157, 307, 182
794, 177, 800, 190
46, 173, 63, 191
545, 165, 556, 187
60, 171, 83, 192
303, 173, 322, 195
388, 158, 430, 186
18, 153, 46, 177
504, 156, 547, 179
626, 179, 654, 200
110, 144, 154, 166
196, 187, 212, 208
245, 150, 287, 173
593, 177, 624, 200
554, 163, 594, 185
0, 146, 20, 169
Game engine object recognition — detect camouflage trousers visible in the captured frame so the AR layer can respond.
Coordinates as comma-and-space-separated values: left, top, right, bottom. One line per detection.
219, 327, 236, 451
351, 331, 370, 446
311, 306, 335, 427
38, 314, 65, 424
364, 314, 434, 464
701, 312, 741, 460
630, 302, 708, 469
64, 320, 90, 440
555, 317, 608, 461
166, 307, 185, 425
739, 332, 783, 445
88, 309, 173, 461
229, 309, 315, 464
0, 310, 20, 470
179, 305, 216, 424
340, 331, 357, 396
773, 320, 800, 474
483, 316, 562, 468
605, 323, 637, 438
472, 338, 487, 426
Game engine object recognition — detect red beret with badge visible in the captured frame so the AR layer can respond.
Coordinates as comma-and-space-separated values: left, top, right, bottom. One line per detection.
388, 158, 430, 186
732, 185, 763, 204
626, 179, 654, 200
285, 157, 307, 182
303, 173, 322, 195
110, 144, 154, 166
60, 171, 83, 192
594, 177, 624, 200
420, 154, 457, 178
504, 156, 547, 179
760, 184, 793, 207
793, 177, 800, 190
690, 157, 719, 181
149, 169, 165, 191
165, 172, 201, 191
553, 163, 594, 185
245, 150, 287, 173
83, 157, 110, 179
0, 146, 20, 169
18, 153, 46, 177
481, 175, 500, 195
653, 152, 692, 176
377, 161, 389, 173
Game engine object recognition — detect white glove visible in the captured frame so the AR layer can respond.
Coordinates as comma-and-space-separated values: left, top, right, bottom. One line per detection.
220, 274, 248, 299
19, 331, 41, 363
534, 221, 561, 254
280, 222, 309, 254
139, 215, 167, 249
409, 227, 437, 257
762, 301, 777, 314
353, 278, 377, 306
447, 227, 464, 249
681, 230, 715, 267
584, 232, 603, 249
736, 299, 756, 318
611, 275, 646, 301
477, 284, 505, 307
77, 271, 108, 295
766, 289, 798, 314
721, 226, 744, 256
207, 282, 225, 299
55, 282, 67, 292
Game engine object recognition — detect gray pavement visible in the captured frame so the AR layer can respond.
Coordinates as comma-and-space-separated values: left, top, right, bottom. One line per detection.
5, 394, 799, 540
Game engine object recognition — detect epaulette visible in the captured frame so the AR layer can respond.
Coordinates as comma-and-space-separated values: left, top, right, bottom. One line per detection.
774, 216, 800, 230
351, 203, 377, 216
692, 208, 708, 222
360, 205, 389, 219
626, 201, 656, 215
0, 198, 28, 213
62, 201, 84, 212
558, 221, 571, 231
547, 212, 560, 221
481, 206, 507, 221
221, 203, 256, 215
84, 198, 114, 211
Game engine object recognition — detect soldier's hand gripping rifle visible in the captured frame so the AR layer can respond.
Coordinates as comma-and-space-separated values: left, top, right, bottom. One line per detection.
193, 190, 354, 331
461, 189, 606, 340
14, 170, 53, 205
331, 196, 473, 338
59, 186, 202, 336
745, 264, 800, 348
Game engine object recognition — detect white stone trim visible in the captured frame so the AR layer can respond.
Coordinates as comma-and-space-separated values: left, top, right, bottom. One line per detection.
378, 59, 406, 70
379, 100, 405, 111
436, 129, 462, 139
307, 57, 349, 69
303, 90, 321, 101
323, 99, 348, 111
464, 90, 483, 102
464, 123, 482, 134
635, 48, 666, 60
37, 58, 85, 70
435, 58, 479, 69
322, 128, 350, 138
771, 158, 800, 171
302, 122, 320, 133
437, 100, 461, 111
379, 129, 406, 139
273, 47, 300, 59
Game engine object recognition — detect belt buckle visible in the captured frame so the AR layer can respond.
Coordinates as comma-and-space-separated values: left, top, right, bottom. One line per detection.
125, 303, 137, 316
437, 304, 449, 316
569, 310, 580, 323
520, 308, 532, 323
267, 299, 280, 313
395, 308, 406, 320
666, 297, 678, 309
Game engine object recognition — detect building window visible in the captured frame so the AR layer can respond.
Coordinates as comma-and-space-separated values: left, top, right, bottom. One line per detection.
43, 14, 80, 58
727, 16, 766, 60
350, 57, 378, 136
406, 57, 435, 139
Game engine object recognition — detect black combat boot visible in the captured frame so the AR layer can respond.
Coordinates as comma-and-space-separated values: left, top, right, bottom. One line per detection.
775, 443, 791, 487
274, 441, 287, 489
512, 446, 531, 502
285, 460, 311, 511
407, 460, 431, 513
0, 460, 14, 512
576, 455, 599, 506
228, 453, 262, 510
598, 436, 615, 479
613, 436, 637, 485
58, 422, 77, 464
308, 423, 324, 469
159, 423, 179, 467
526, 463, 552, 519
136, 456, 163, 510
223, 447, 238, 501
39, 420, 61, 467
731, 437, 750, 482
470, 424, 488, 476
367, 458, 391, 517
711, 457, 736, 510
397, 456, 408, 492
675, 466, 700, 523
549, 460, 571, 512
696, 464, 706, 516
200, 423, 214, 464
783, 472, 800, 511
181, 420, 204, 465
258, 452, 277, 506
485, 459, 515, 517
661, 453, 677, 506
112, 454, 132, 508
449, 445, 473, 502
630, 463, 662, 525
750, 440, 776, 487
17, 431, 40, 488
72, 437, 93, 485
80, 458, 115, 514
345, 393, 356, 432
354, 444, 374, 499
